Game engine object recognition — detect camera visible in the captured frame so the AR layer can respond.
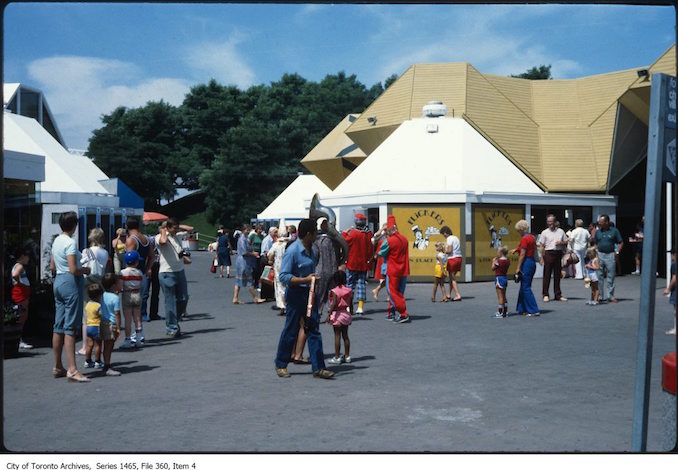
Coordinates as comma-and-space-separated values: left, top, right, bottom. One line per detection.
513, 272, 522, 283
179, 250, 191, 258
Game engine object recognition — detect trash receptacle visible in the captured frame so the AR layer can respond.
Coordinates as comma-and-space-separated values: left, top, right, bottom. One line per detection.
662, 352, 676, 451
187, 238, 199, 251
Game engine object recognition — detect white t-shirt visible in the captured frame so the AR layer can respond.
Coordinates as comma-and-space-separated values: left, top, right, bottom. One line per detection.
52, 234, 80, 274
446, 235, 462, 258
155, 234, 185, 273
81, 246, 109, 271
569, 227, 590, 251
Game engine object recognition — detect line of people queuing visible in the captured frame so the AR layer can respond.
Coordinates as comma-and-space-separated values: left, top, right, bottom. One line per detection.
48, 212, 191, 382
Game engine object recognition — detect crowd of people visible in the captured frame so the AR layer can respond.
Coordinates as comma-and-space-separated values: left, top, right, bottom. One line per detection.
44, 212, 192, 382
6, 208, 674, 383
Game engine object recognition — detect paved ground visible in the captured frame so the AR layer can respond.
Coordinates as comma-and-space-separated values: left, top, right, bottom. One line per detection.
3, 251, 676, 452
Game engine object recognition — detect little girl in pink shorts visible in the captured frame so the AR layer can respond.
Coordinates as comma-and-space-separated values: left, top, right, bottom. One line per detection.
327, 270, 353, 365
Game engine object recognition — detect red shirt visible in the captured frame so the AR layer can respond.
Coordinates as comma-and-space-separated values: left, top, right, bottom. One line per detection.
342, 229, 374, 271
517, 234, 536, 258
385, 231, 410, 278
492, 257, 510, 276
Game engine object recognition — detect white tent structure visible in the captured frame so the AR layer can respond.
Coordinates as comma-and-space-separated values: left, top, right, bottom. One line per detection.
257, 174, 332, 226
4, 84, 144, 279
5, 112, 116, 207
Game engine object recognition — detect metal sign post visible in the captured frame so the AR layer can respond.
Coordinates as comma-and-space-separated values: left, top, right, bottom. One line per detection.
631, 73, 674, 451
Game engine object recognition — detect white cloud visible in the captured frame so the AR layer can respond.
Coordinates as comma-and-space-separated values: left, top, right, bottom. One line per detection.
365, 6, 585, 83
27, 56, 190, 150
181, 33, 256, 88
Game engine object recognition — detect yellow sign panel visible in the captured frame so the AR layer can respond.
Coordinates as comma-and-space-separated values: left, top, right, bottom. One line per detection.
390, 206, 462, 278
472, 206, 524, 280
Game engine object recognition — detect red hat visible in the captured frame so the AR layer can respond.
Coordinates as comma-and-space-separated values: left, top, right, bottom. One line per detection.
387, 215, 397, 229
354, 213, 367, 220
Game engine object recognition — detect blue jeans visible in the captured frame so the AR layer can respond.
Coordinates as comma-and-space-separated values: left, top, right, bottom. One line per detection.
597, 251, 616, 300
516, 257, 539, 314
53, 274, 84, 335
158, 270, 188, 333
140, 273, 149, 317
275, 286, 326, 372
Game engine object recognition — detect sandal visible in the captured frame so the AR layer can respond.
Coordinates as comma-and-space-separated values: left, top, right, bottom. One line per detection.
52, 367, 67, 378
232, 300, 244, 305
293, 357, 311, 365
313, 369, 335, 379
254, 298, 266, 304
67, 370, 91, 383
441, 298, 449, 303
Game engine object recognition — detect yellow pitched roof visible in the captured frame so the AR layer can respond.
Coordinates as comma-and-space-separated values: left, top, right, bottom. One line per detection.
300, 114, 367, 190
342, 45, 676, 193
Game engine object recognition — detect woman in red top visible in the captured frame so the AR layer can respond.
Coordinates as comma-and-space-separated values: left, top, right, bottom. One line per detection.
510, 220, 540, 316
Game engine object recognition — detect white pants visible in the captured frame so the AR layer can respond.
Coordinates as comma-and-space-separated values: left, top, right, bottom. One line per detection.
574, 247, 587, 279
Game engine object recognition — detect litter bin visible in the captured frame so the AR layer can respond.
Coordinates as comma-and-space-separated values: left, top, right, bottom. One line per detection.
662, 352, 676, 451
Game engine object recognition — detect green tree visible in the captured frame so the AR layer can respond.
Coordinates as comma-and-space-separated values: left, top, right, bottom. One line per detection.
89, 102, 181, 205
511, 65, 552, 80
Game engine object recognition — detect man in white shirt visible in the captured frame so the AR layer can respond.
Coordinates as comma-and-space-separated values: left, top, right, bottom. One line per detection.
155, 218, 191, 337
538, 215, 569, 302
568, 219, 590, 280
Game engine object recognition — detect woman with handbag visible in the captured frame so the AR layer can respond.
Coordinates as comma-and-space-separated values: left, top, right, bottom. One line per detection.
216, 227, 232, 278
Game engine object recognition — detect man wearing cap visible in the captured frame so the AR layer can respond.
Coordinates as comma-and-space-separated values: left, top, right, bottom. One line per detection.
342, 213, 373, 315
378, 215, 411, 323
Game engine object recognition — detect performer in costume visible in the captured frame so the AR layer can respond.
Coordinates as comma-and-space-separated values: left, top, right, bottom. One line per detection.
312, 217, 338, 320
342, 213, 373, 315
378, 215, 411, 323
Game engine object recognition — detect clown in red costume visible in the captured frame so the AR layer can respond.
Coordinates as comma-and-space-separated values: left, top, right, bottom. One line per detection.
342, 213, 373, 315
377, 215, 411, 323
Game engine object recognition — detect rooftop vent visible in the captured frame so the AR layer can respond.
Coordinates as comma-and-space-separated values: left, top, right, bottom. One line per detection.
423, 100, 447, 118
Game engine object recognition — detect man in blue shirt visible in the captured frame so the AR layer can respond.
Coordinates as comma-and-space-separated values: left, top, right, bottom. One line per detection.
593, 214, 624, 303
274, 219, 334, 379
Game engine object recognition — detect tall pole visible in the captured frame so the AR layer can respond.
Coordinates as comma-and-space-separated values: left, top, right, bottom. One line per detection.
631, 73, 670, 451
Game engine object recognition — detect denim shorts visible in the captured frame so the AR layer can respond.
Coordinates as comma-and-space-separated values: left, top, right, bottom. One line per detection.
53, 274, 84, 335
86, 326, 101, 341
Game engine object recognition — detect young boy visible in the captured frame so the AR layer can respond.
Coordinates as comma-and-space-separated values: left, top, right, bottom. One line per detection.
84, 283, 104, 368
119, 250, 144, 348
492, 246, 510, 317
100, 273, 122, 376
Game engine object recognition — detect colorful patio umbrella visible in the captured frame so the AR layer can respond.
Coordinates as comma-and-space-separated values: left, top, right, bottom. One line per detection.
142, 211, 168, 223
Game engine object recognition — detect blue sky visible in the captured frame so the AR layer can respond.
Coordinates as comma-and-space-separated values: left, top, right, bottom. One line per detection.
3, 3, 675, 150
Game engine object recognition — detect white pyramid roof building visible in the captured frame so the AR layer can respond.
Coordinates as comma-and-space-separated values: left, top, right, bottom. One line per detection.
332, 117, 543, 197
257, 174, 332, 222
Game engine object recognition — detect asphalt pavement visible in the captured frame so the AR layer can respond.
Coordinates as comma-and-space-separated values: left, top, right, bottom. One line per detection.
3, 251, 676, 452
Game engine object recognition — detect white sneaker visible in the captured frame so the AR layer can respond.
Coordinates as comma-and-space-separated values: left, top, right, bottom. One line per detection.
327, 356, 344, 365
344, 356, 352, 363
19, 340, 33, 349
355, 307, 363, 315
120, 338, 135, 349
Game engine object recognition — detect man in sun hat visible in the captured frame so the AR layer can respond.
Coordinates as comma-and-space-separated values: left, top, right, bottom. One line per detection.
378, 215, 411, 323
342, 212, 373, 315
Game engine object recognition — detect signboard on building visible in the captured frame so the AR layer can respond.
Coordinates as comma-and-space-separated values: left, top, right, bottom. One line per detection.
663, 75, 676, 182
472, 205, 524, 280
390, 205, 462, 279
